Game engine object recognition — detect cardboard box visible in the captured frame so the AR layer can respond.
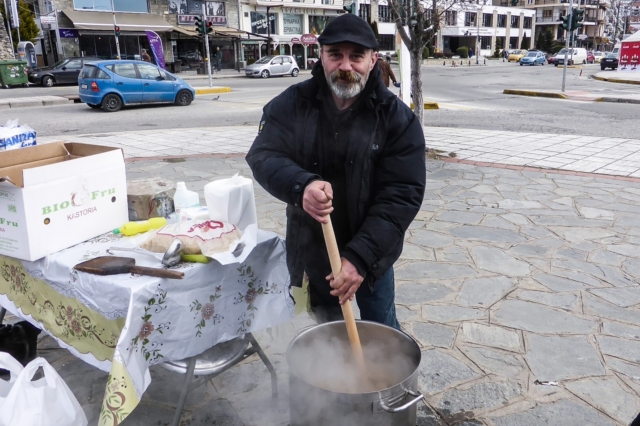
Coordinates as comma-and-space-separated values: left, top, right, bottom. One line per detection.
0, 142, 128, 261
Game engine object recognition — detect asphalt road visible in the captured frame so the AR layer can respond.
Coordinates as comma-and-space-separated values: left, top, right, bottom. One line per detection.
2, 61, 639, 139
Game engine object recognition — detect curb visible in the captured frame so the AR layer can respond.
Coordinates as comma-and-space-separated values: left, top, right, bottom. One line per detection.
593, 75, 640, 85
596, 97, 640, 104
410, 102, 440, 109
0, 98, 73, 109
503, 89, 568, 99
195, 87, 232, 95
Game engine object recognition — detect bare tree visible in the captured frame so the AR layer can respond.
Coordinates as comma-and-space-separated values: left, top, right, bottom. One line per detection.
387, 0, 476, 125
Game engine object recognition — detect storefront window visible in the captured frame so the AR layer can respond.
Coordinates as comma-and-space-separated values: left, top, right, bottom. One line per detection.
283, 14, 302, 35
308, 16, 333, 35
74, 0, 149, 12
250, 12, 277, 35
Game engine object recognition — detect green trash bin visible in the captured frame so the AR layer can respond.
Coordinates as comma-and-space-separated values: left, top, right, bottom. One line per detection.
0, 60, 28, 88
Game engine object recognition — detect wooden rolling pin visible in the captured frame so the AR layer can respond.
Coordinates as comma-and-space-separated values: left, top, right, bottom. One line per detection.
322, 218, 366, 369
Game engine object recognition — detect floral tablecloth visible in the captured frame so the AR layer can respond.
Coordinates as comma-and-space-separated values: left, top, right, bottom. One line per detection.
0, 230, 294, 426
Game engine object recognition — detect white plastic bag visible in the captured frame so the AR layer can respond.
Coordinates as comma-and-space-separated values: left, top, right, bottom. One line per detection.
0, 352, 24, 410
0, 357, 88, 426
0, 119, 37, 151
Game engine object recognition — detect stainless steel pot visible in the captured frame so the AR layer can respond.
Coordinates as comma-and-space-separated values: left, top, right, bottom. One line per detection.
287, 321, 423, 426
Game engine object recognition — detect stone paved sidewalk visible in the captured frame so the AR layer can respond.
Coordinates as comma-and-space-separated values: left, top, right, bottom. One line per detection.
7, 153, 640, 426
39, 125, 640, 179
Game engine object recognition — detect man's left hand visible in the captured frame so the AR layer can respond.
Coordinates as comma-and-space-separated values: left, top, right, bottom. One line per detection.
326, 258, 364, 305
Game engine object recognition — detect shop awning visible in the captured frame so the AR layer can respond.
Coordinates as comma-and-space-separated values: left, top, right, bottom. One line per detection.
172, 26, 199, 37
62, 10, 174, 32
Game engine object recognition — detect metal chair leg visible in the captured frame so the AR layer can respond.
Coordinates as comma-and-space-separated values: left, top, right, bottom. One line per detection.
0, 308, 6, 325
170, 356, 197, 426
247, 333, 278, 399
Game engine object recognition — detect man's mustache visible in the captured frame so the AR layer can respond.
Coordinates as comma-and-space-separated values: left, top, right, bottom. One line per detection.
332, 70, 361, 83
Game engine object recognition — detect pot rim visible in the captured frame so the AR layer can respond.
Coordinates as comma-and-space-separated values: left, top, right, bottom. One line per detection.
286, 320, 422, 401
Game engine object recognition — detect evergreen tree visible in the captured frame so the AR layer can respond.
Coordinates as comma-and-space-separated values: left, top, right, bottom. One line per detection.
536, 30, 545, 51
0, 0, 39, 49
494, 37, 502, 58
543, 28, 554, 53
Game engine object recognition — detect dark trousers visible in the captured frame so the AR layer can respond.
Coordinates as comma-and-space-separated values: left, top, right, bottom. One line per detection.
308, 268, 401, 330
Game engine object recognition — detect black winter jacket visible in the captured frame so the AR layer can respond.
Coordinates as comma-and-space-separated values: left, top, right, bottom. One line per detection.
246, 62, 426, 289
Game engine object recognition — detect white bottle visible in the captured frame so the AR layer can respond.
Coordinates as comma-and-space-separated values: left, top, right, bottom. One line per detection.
174, 182, 200, 221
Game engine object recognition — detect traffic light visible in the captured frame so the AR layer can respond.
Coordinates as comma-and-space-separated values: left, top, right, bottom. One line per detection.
572, 8, 584, 32
343, 3, 355, 13
114, 25, 121, 37
194, 16, 205, 35
560, 14, 572, 32
206, 21, 213, 35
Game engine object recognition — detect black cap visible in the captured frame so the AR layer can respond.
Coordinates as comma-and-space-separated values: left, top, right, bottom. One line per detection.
318, 14, 379, 50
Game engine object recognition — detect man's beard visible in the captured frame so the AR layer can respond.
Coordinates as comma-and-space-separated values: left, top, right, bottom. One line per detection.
325, 69, 369, 100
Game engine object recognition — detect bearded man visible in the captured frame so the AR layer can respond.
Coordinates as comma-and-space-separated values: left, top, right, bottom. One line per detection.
246, 14, 425, 329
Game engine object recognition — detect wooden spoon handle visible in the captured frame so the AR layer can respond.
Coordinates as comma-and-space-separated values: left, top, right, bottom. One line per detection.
322, 219, 366, 368
129, 266, 185, 279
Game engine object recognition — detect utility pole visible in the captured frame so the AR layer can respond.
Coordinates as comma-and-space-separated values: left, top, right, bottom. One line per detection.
266, 6, 271, 55
476, 8, 481, 65
203, 4, 213, 87
111, 0, 121, 59
561, 0, 574, 92
3, 0, 16, 59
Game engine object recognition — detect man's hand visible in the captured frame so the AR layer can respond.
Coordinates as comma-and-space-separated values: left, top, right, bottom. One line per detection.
327, 258, 364, 305
303, 180, 333, 223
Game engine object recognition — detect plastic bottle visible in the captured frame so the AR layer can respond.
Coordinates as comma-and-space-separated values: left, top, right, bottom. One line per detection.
174, 182, 200, 221
113, 217, 167, 236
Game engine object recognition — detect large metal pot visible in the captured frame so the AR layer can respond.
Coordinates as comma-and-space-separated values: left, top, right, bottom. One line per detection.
287, 320, 423, 426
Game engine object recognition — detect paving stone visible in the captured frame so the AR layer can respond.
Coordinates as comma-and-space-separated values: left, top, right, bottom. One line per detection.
578, 206, 616, 220
507, 244, 551, 258
566, 377, 640, 424
554, 248, 588, 261
497, 200, 545, 209
584, 294, 640, 326
470, 246, 530, 277
438, 381, 523, 418
418, 349, 479, 395
532, 274, 590, 292
395, 283, 455, 305
622, 258, 640, 277
501, 213, 529, 226
526, 335, 605, 381
423, 305, 486, 323
409, 229, 455, 248
457, 276, 515, 308
591, 250, 625, 266
551, 269, 602, 287
589, 287, 640, 308
552, 196, 573, 206
598, 336, 640, 364
493, 300, 597, 334
517, 291, 578, 310
520, 226, 554, 239
412, 322, 457, 348
463, 347, 524, 377
435, 247, 470, 263
607, 243, 640, 258
436, 211, 485, 225
396, 262, 478, 282
605, 356, 640, 381
400, 243, 437, 261
447, 226, 527, 243
460, 323, 521, 351
603, 321, 640, 340
529, 216, 611, 228
396, 305, 421, 322
555, 259, 633, 287
482, 216, 519, 231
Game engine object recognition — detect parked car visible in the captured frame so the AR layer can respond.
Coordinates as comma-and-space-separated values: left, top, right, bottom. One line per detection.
507, 50, 528, 62
592, 51, 606, 63
600, 53, 619, 70
28, 57, 99, 87
547, 54, 556, 65
586, 51, 595, 64
554, 48, 588, 66
245, 55, 300, 78
520, 51, 546, 66
78, 60, 195, 112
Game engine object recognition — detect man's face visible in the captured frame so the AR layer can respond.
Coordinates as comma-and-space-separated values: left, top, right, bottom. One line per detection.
321, 43, 377, 100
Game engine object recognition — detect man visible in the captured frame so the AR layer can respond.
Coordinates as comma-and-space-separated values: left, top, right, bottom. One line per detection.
246, 14, 425, 330
215, 46, 222, 71
141, 49, 152, 63
377, 55, 397, 88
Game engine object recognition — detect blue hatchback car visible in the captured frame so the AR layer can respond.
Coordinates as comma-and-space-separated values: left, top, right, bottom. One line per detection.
519, 51, 546, 66
78, 60, 195, 112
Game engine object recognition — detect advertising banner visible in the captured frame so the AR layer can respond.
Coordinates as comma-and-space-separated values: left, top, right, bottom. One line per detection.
145, 30, 166, 70
8, 0, 20, 29
250, 12, 277, 35
619, 41, 640, 72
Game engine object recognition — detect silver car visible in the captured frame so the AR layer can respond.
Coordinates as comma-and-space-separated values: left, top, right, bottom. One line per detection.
245, 55, 300, 78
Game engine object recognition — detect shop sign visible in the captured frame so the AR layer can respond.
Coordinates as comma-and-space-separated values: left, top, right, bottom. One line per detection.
291, 37, 301, 44
283, 14, 302, 35
59, 29, 79, 38
283, 7, 318, 15
178, 14, 227, 26
250, 12, 277, 35
40, 16, 56, 24
301, 34, 318, 45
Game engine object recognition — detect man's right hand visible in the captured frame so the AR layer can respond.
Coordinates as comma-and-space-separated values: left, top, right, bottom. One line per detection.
303, 181, 333, 223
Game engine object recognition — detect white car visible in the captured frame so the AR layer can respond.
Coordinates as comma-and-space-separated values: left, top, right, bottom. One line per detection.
244, 55, 300, 79
592, 51, 606, 63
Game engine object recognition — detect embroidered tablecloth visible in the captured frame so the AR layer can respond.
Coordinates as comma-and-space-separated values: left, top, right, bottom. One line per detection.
0, 230, 294, 426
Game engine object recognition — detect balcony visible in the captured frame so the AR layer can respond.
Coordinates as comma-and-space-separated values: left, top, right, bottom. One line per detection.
249, 0, 343, 5
536, 16, 561, 22
535, 0, 569, 5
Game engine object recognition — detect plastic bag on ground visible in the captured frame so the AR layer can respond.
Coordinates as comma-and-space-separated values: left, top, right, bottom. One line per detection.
0, 352, 24, 411
0, 357, 88, 426
0, 119, 37, 151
